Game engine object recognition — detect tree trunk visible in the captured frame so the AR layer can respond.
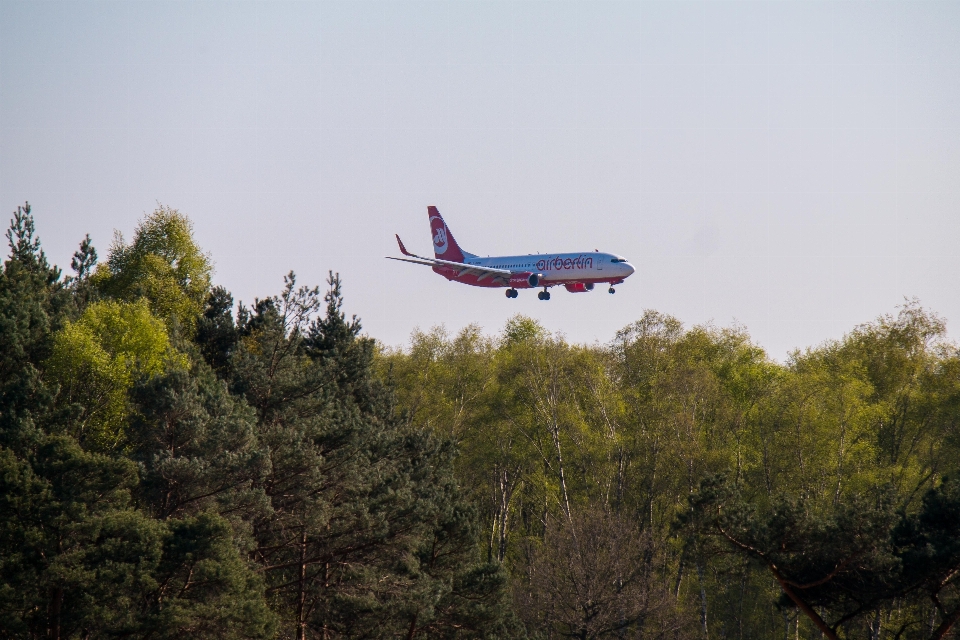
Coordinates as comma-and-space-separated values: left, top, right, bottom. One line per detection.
696, 558, 708, 640
551, 419, 572, 522
771, 572, 839, 640
405, 613, 418, 640
296, 528, 307, 640
930, 605, 960, 640
48, 586, 62, 640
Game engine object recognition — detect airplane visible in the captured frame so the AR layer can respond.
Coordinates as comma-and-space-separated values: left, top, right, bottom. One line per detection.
387, 206, 635, 300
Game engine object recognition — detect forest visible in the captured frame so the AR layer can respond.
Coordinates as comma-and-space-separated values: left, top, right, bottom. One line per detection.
1, 202, 960, 640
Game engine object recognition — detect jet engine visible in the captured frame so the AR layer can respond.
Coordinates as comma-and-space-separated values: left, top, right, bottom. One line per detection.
564, 282, 595, 293
509, 272, 542, 288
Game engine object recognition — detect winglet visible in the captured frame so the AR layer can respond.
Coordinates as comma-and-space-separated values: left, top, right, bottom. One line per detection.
396, 234, 413, 256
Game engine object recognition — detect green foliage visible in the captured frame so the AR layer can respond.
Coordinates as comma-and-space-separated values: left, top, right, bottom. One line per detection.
223, 272, 518, 638
683, 472, 960, 639
0, 435, 163, 638
0, 203, 70, 450
47, 299, 185, 450
0, 437, 276, 639
139, 513, 277, 639
195, 285, 239, 373
67, 233, 100, 312
382, 302, 960, 639
895, 478, 960, 614
128, 365, 269, 524
92, 205, 212, 331
70, 233, 98, 282
501, 315, 545, 345
6, 201, 960, 639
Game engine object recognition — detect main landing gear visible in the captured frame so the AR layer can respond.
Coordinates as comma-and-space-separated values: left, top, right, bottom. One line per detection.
537, 289, 551, 301
608, 286, 616, 294
505, 288, 518, 298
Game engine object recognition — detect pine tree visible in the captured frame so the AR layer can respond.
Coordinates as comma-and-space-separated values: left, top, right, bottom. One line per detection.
129, 364, 270, 526
0, 435, 165, 638
195, 286, 239, 374
69, 234, 97, 282
222, 272, 520, 638
683, 473, 960, 639
0, 203, 69, 450
68, 233, 99, 312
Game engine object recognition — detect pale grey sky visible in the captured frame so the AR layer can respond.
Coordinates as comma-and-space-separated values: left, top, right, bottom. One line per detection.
2, 0, 958, 358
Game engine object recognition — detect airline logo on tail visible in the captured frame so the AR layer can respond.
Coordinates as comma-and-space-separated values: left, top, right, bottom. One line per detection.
428, 206, 466, 262
431, 220, 448, 254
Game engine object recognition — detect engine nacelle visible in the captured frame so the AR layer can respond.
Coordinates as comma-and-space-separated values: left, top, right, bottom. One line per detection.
564, 282, 594, 293
509, 272, 542, 289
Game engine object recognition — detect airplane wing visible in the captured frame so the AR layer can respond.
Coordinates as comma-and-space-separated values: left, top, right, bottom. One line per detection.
386, 256, 439, 268
387, 235, 513, 283
385, 255, 513, 282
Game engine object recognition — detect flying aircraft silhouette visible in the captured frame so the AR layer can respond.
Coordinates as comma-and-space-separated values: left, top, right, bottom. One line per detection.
387, 207, 635, 300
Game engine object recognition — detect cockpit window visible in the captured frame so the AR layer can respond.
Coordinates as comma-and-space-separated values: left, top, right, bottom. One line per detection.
611, 258, 628, 263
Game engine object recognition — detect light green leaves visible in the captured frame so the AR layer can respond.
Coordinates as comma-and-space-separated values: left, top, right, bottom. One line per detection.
92, 205, 212, 331
47, 299, 186, 450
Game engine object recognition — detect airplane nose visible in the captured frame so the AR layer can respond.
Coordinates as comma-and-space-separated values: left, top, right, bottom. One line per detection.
624, 263, 635, 276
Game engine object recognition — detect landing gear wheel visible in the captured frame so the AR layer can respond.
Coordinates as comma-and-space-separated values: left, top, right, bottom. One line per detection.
506, 288, 518, 298
539, 290, 551, 301
608, 287, 616, 294
537, 291, 544, 300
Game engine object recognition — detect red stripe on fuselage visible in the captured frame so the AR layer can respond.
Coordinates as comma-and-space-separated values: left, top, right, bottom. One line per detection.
433, 265, 620, 289
432, 265, 504, 288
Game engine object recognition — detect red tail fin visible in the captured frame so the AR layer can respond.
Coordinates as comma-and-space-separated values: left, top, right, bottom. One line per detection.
428, 206, 466, 263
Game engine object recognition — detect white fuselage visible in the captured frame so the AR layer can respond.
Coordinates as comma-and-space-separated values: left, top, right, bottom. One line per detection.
464, 252, 635, 284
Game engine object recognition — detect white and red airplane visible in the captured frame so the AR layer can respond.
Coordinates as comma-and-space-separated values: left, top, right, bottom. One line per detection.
387, 206, 635, 300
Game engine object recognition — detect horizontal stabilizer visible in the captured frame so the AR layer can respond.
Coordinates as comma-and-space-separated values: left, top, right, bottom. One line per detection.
396, 234, 413, 257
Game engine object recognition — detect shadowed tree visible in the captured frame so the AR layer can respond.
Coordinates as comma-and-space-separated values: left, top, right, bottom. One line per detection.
226, 272, 518, 638
517, 506, 683, 640
195, 285, 239, 375
128, 365, 270, 526
683, 474, 960, 640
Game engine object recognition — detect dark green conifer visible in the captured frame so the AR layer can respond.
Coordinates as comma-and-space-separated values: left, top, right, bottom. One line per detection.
129, 365, 270, 525
0, 435, 164, 638
195, 286, 239, 374
70, 234, 97, 282
223, 272, 519, 638
0, 203, 69, 449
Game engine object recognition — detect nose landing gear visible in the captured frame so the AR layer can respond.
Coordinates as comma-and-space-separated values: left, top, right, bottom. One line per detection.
505, 288, 518, 298
608, 287, 616, 294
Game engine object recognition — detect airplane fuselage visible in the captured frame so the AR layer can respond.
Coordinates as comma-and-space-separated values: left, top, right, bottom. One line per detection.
433, 251, 634, 289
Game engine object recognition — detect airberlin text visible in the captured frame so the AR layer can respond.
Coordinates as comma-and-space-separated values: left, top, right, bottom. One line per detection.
536, 255, 593, 272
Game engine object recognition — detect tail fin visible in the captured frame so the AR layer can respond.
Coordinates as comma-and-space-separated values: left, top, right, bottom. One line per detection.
428, 206, 472, 262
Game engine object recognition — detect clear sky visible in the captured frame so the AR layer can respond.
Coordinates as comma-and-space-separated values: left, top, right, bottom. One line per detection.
2, 0, 959, 359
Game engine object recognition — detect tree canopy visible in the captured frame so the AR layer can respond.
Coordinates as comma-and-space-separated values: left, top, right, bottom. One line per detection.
92, 205, 212, 331
3, 201, 960, 639
0, 203, 519, 640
